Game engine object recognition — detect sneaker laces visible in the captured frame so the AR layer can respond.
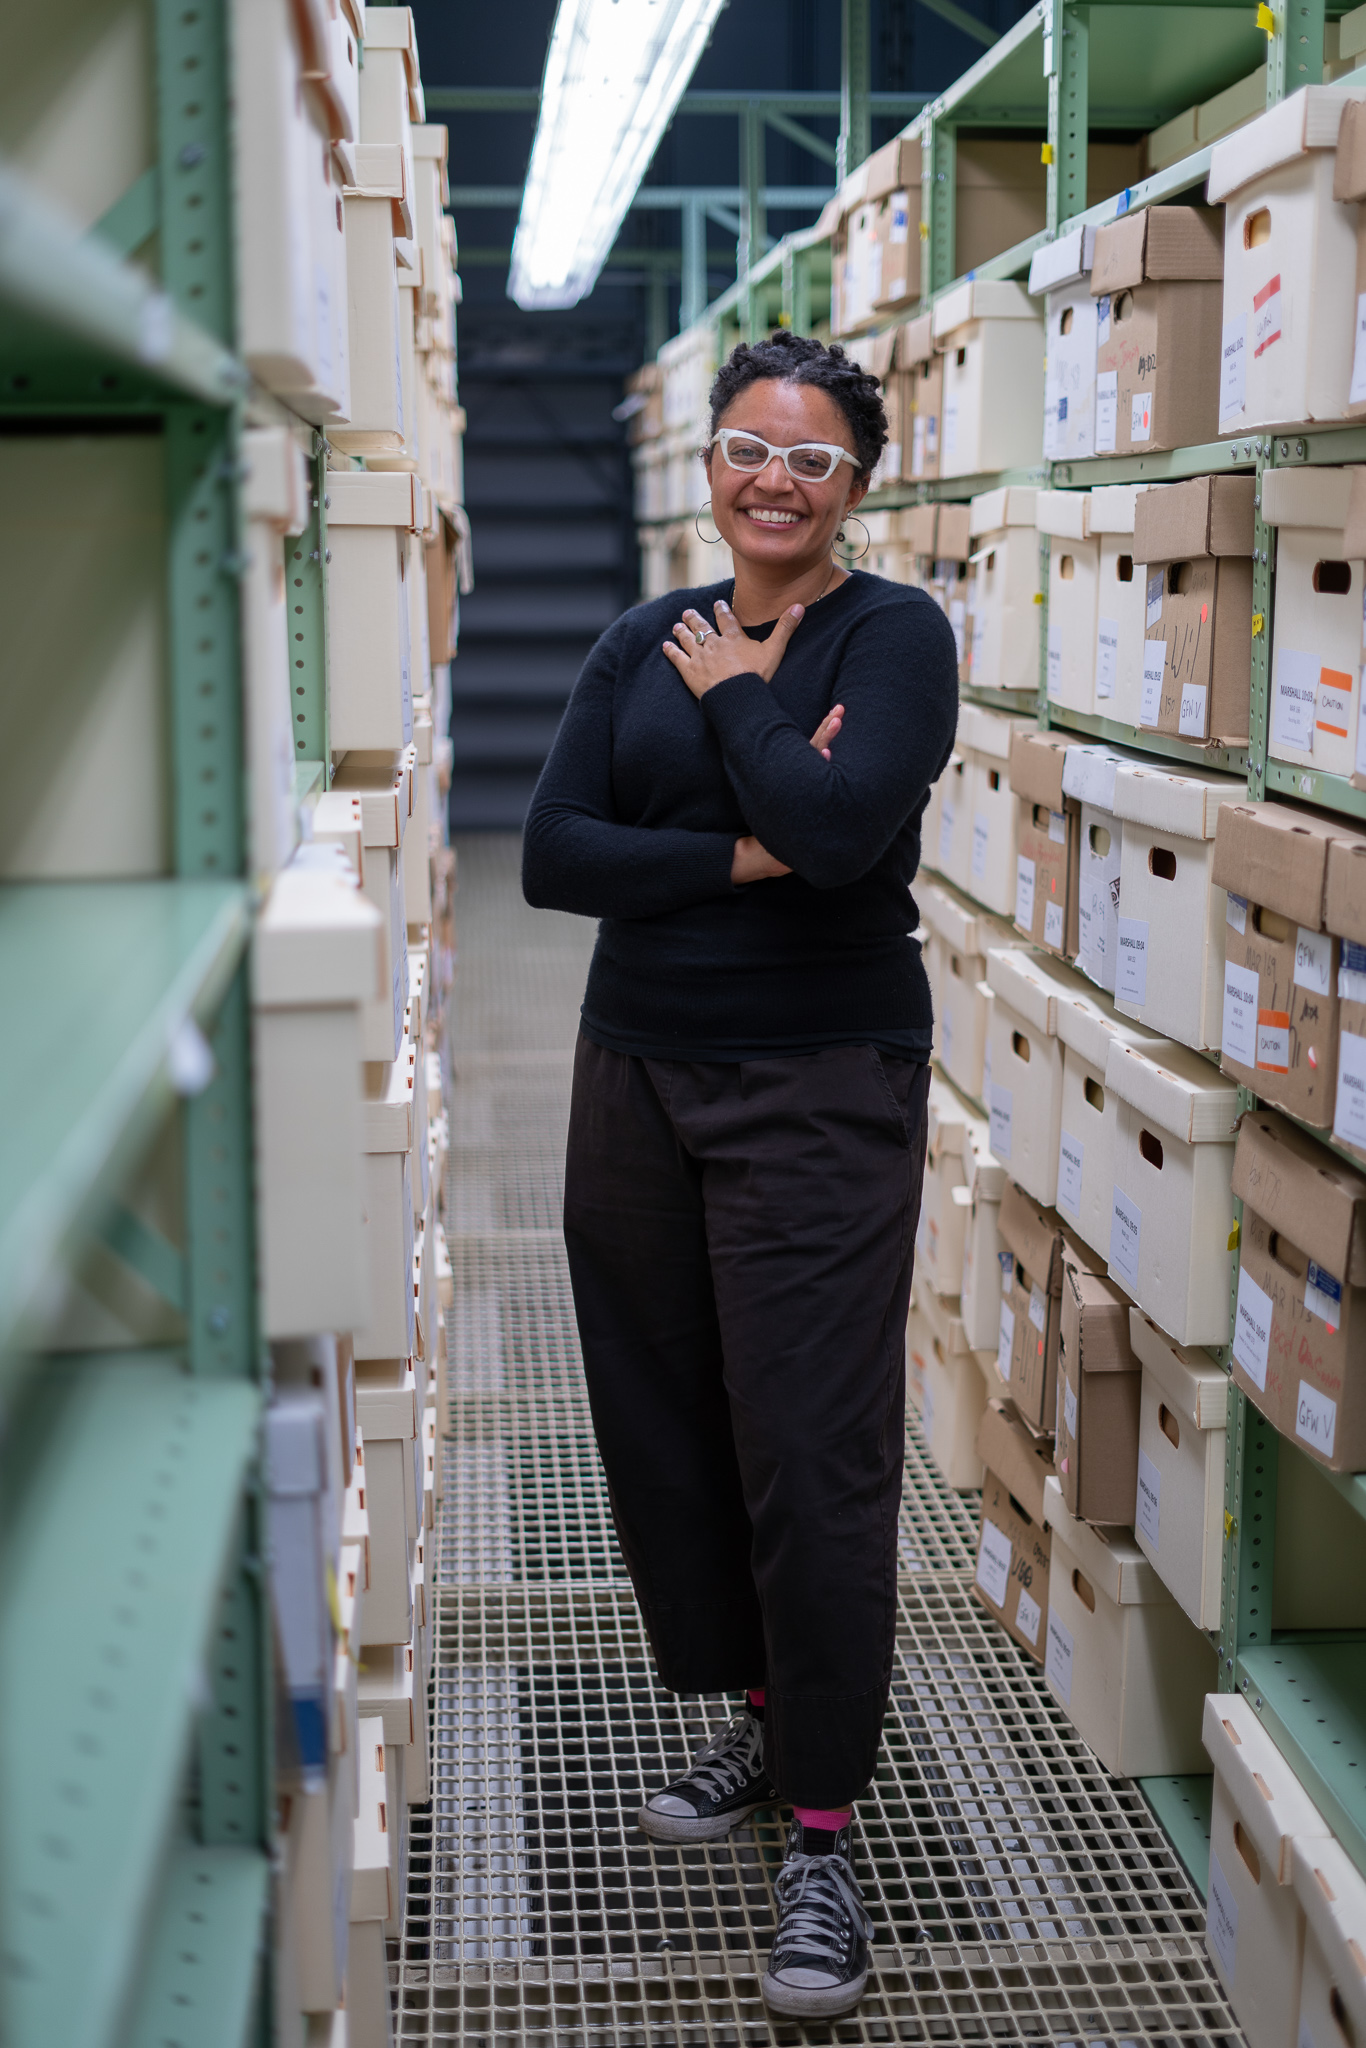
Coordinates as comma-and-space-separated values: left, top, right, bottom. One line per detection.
667, 1712, 764, 1804
771, 1850, 875, 1973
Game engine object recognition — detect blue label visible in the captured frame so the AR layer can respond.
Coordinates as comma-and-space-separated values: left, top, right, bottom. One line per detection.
1307, 1261, 1342, 1308
1057, 395, 1068, 421
1346, 941, 1366, 976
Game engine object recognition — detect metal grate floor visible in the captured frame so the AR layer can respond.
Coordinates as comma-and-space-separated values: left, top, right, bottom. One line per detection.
394, 834, 1241, 2047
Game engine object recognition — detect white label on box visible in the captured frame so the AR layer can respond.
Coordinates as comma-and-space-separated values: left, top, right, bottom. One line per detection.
991, 1084, 1012, 1161
1233, 1265, 1274, 1391
1048, 809, 1067, 845
1058, 1130, 1084, 1217
1273, 647, 1319, 753
1340, 940, 1366, 1004
1208, 1851, 1239, 1982
1110, 1187, 1142, 1290
1000, 1249, 1013, 1295
1047, 623, 1063, 699
1096, 294, 1111, 345
1146, 573, 1164, 630
1130, 390, 1153, 442
1028, 1282, 1047, 1334
911, 414, 926, 477
1116, 918, 1149, 1005
1352, 292, 1366, 406
1258, 1011, 1291, 1073
997, 1298, 1016, 1378
922, 1375, 936, 1447
1226, 892, 1248, 935
1220, 314, 1247, 424
1294, 926, 1332, 997
1096, 617, 1119, 700
976, 1518, 1013, 1608
939, 800, 955, 866
1296, 1380, 1338, 1459
1179, 684, 1208, 738
971, 813, 989, 881
1044, 899, 1064, 949
1336, 1029, 1366, 1149
1318, 665, 1354, 740
1136, 1447, 1161, 1548
1305, 1259, 1342, 1329
1140, 641, 1166, 725
1222, 964, 1259, 1067
1016, 855, 1037, 929
1253, 272, 1282, 358
1045, 1612, 1074, 1704
1015, 1586, 1042, 1645
944, 395, 959, 462
1063, 1376, 1078, 1440
1095, 370, 1118, 453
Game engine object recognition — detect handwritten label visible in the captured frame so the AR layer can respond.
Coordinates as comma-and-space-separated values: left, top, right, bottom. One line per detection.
976, 1518, 1013, 1608
1116, 917, 1149, 1006
991, 1084, 1013, 1162
971, 812, 990, 881
1015, 1587, 1042, 1645
1318, 666, 1353, 740
1044, 899, 1064, 949
1222, 964, 1259, 1066
1179, 684, 1208, 738
1208, 1850, 1239, 1982
1273, 647, 1318, 753
1140, 641, 1166, 725
1110, 1187, 1142, 1290
1233, 1266, 1273, 1391
1063, 1377, 1078, 1440
1335, 1029, 1366, 1149
1253, 272, 1282, 357
1295, 1380, 1337, 1457
1096, 616, 1119, 700
1130, 390, 1153, 443
1095, 370, 1118, 452
1058, 1130, 1084, 1217
1294, 925, 1332, 997
1028, 1282, 1047, 1335
1016, 855, 1037, 931
1136, 1447, 1161, 1549
1257, 1008, 1291, 1073
1220, 314, 1247, 424
1045, 1612, 1074, 1704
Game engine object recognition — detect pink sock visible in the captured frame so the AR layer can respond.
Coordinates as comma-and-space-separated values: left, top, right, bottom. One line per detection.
747, 1687, 765, 1709
795, 1805, 852, 1832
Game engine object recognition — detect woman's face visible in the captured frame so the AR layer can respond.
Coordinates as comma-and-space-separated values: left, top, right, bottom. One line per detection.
704, 378, 869, 573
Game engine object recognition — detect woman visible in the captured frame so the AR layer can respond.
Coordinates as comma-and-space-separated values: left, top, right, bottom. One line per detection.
523, 329, 958, 2020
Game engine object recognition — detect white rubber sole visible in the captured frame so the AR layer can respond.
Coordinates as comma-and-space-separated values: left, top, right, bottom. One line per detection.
761, 1965, 869, 2019
636, 1796, 774, 1844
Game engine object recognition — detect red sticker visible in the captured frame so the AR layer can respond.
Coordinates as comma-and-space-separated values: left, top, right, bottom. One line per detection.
1200, 602, 1208, 623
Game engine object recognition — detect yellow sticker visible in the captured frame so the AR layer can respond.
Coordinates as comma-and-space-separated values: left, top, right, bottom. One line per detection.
1040, 142, 1055, 165
1256, 2, 1276, 32
1227, 1220, 1241, 1251
1251, 612, 1265, 636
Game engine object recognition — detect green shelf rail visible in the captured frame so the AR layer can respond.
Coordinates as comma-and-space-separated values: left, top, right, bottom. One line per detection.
122, 1842, 270, 2048
1238, 1637, 1366, 1880
1137, 1774, 1214, 1900
1040, 703, 1250, 777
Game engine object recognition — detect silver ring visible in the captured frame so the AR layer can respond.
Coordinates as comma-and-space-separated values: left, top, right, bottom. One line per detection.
694, 626, 713, 646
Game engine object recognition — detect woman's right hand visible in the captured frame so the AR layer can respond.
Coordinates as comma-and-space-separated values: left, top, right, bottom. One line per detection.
732, 705, 846, 883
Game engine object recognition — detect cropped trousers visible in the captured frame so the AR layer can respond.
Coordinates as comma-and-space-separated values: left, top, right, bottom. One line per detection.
563, 1031, 930, 1809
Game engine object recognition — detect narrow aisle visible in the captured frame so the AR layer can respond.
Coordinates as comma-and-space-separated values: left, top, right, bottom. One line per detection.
394, 836, 1243, 2046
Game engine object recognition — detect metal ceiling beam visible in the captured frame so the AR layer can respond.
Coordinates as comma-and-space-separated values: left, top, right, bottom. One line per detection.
764, 108, 839, 167
448, 185, 835, 209
424, 86, 929, 117
918, 0, 1000, 47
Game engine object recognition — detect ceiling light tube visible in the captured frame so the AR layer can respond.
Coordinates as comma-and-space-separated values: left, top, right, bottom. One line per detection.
509, 0, 726, 310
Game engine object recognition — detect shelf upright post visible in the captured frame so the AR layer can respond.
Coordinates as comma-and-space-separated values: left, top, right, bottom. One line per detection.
838, 0, 871, 184
1265, 0, 1325, 106
287, 440, 332, 780
1248, 444, 1275, 800
1046, 1, 1089, 235
928, 116, 957, 297
681, 196, 707, 333
740, 101, 766, 342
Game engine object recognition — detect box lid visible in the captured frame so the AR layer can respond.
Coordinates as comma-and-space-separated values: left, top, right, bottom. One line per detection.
1009, 729, 1073, 811
331, 757, 410, 847
1335, 96, 1366, 201
999, 1179, 1065, 1292
1060, 742, 1131, 810
1043, 1475, 1167, 1603
969, 484, 1038, 536
1211, 800, 1346, 927
355, 1362, 417, 1440
865, 132, 920, 200
918, 877, 1016, 957
1344, 464, 1366, 559
1035, 489, 1091, 541
1104, 1036, 1240, 1144
327, 467, 423, 532
311, 789, 365, 882
1133, 473, 1255, 562
1088, 483, 1152, 535
1291, 1833, 1366, 2039
1233, 1107, 1366, 1285
932, 277, 1038, 338
1056, 985, 1158, 1073
896, 311, 937, 369
1128, 1309, 1229, 1429
1062, 1247, 1137, 1374
1091, 205, 1223, 294
985, 945, 1065, 1036
1111, 761, 1244, 839
1327, 835, 1366, 944
976, 1397, 1056, 1525
960, 702, 1031, 762
1208, 84, 1365, 202
253, 847, 382, 1008
1261, 465, 1356, 533
1203, 1693, 1329, 1883
1027, 222, 1096, 294
243, 427, 310, 532
920, 1276, 972, 1357
362, 2, 418, 64
363, 1033, 415, 1153
927, 1073, 984, 1161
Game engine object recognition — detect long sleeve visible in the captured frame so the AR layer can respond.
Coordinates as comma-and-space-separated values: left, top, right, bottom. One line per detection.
699, 595, 959, 890
522, 629, 739, 920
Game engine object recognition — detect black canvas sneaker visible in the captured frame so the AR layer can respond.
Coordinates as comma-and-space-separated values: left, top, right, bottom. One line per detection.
761, 1817, 874, 2019
637, 1708, 776, 1842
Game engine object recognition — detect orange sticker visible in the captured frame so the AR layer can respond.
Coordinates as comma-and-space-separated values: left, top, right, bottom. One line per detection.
1257, 1007, 1290, 1074
1317, 665, 1353, 739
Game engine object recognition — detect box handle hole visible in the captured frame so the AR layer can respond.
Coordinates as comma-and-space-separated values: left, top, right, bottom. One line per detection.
1012, 1030, 1031, 1063
989, 768, 1000, 790
1139, 1129, 1164, 1170
1159, 1402, 1180, 1450
1234, 1820, 1261, 1885
1060, 306, 1074, 336
1330, 1986, 1355, 2047
1089, 823, 1112, 857
1059, 553, 1075, 580
1149, 846, 1176, 881
1314, 560, 1352, 596
1084, 1076, 1105, 1112
1072, 1569, 1096, 1612
955, 345, 967, 367
1117, 552, 1134, 583
1244, 206, 1272, 249
1113, 290, 1133, 322
1167, 560, 1194, 596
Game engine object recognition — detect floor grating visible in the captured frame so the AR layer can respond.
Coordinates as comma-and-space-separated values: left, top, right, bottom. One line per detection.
393, 834, 1241, 2047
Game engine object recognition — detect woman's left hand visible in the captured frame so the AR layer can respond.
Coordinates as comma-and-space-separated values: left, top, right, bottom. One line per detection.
662, 597, 804, 700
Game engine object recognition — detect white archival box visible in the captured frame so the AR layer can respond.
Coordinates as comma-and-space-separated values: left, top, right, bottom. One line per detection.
334, 1537, 364, 1771
241, 427, 310, 884
957, 1145, 1010, 1352
1037, 490, 1100, 715
919, 1076, 991, 1298
350, 1715, 393, 1925
1209, 86, 1366, 434
345, 1914, 393, 2048
965, 485, 1040, 693
919, 878, 1020, 1100
1129, 1312, 1228, 1629
356, 1366, 417, 1647
355, 1035, 417, 1362
1292, 1835, 1366, 2048
358, 1641, 429, 1804
1111, 762, 1245, 1049
336, 177, 407, 454
1203, 1693, 1331, 2048
1030, 224, 1100, 462
327, 472, 422, 752
962, 704, 1032, 918
1090, 484, 1161, 724
915, 1286, 988, 1490
282, 1752, 354, 2016
1043, 1477, 1218, 1775
333, 752, 414, 1061
983, 947, 1085, 1208
253, 847, 381, 1338
929, 748, 974, 893
412, 126, 450, 301
1104, 1035, 1239, 1348
1054, 981, 1161, 1257
1262, 465, 1363, 777
932, 279, 1045, 477
358, 6, 419, 221
1061, 742, 1130, 991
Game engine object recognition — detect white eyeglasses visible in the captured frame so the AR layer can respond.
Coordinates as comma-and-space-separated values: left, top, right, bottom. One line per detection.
706, 429, 860, 483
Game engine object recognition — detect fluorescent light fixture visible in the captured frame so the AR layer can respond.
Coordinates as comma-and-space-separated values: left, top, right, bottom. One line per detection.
509, 0, 725, 310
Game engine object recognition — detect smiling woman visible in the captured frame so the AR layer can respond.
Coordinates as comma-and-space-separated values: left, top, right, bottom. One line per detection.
521, 329, 959, 2024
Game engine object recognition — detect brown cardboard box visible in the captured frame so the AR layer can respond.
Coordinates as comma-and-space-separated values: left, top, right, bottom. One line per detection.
1131, 474, 1255, 743
1231, 1109, 1366, 1472
1212, 802, 1356, 1126
1326, 837, 1366, 1160
1326, 833, 1366, 943
897, 314, 942, 481
937, 501, 972, 564
1056, 1249, 1141, 1526
1334, 101, 1366, 419
904, 502, 939, 560
1008, 732, 1081, 959
865, 133, 921, 202
973, 1399, 1056, 1661
997, 1181, 1067, 1434
1089, 205, 1224, 456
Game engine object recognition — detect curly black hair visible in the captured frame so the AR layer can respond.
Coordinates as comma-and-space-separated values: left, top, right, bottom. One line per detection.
706, 330, 888, 480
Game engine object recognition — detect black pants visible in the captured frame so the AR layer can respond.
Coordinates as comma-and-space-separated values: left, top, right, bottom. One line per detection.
563, 1032, 930, 1809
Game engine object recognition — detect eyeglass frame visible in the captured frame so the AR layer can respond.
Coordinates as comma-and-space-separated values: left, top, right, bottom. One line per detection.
705, 428, 862, 484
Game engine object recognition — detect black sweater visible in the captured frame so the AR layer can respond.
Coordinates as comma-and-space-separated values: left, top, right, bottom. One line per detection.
522, 571, 959, 1061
